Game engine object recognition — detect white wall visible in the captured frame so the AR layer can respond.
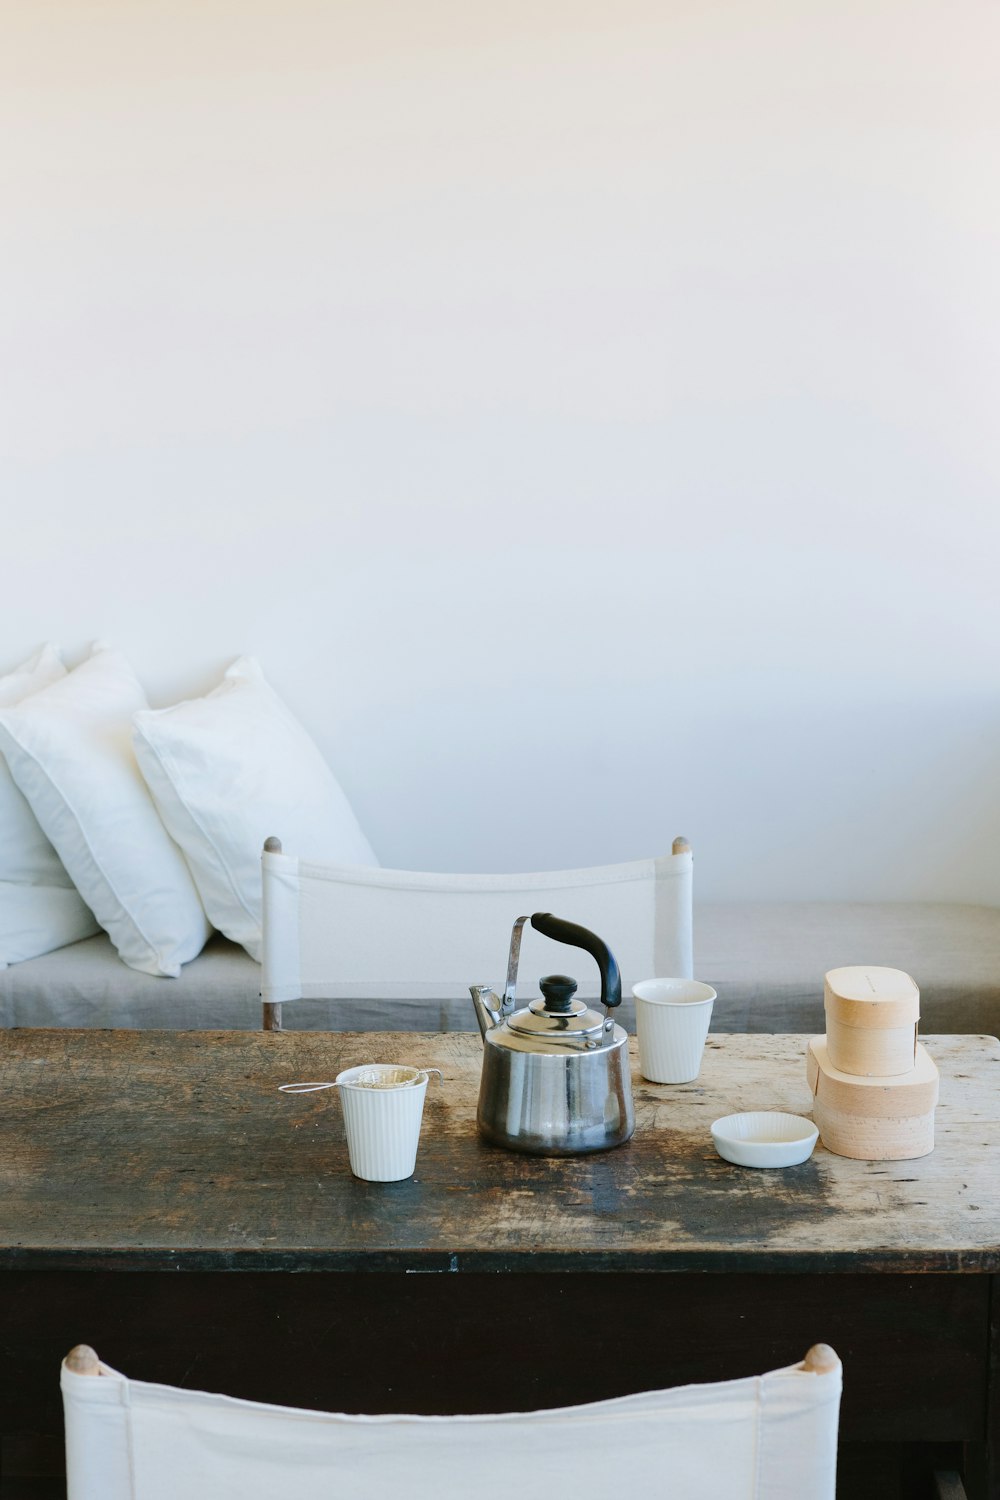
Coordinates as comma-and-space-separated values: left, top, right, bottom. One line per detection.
2, 1, 999, 902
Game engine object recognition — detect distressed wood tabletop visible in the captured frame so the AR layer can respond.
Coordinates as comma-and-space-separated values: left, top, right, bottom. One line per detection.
0, 1030, 997, 1273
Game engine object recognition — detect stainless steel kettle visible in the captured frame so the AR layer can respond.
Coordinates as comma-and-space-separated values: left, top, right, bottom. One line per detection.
470, 912, 635, 1156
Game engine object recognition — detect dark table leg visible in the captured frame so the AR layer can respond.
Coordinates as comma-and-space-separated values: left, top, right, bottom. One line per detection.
980, 1273, 1000, 1500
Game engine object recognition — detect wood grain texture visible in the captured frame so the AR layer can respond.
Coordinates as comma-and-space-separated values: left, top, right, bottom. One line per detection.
826, 1019, 919, 1079
0, 1031, 997, 1273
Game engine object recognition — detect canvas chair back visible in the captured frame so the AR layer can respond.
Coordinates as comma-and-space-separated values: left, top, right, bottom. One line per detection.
62, 1343, 841, 1500
260, 837, 694, 1029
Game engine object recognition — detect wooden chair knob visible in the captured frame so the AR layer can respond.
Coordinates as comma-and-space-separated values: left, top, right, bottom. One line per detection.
65, 1345, 100, 1375
803, 1343, 839, 1374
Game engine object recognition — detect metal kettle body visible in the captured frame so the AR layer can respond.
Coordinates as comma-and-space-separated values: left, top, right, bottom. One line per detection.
471, 913, 635, 1156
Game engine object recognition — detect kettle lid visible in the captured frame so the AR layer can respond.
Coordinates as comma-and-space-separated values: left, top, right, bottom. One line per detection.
507, 975, 606, 1040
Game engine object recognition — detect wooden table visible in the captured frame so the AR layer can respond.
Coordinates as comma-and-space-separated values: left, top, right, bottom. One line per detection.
1, 1030, 998, 1499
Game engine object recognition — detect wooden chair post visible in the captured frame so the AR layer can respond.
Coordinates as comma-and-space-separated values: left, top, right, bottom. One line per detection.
671, 836, 691, 856
262, 836, 283, 1032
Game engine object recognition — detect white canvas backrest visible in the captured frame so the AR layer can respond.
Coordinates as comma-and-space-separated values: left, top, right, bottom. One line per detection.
62, 1348, 841, 1500
261, 843, 693, 1008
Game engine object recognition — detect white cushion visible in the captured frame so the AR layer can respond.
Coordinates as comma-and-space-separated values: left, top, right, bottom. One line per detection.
0, 645, 100, 967
133, 657, 377, 962
0, 645, 210, 977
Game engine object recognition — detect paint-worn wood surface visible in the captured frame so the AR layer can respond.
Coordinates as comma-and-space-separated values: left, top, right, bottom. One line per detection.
1, 1030, 999, 1499
0, 1030, 997, 1273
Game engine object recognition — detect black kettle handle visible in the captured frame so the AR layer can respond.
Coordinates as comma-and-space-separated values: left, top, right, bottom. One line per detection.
529, 913, 622, 1010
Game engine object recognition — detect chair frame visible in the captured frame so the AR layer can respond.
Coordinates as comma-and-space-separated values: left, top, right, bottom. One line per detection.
259, 834, 692, 1033
60, 1342, 965, 1498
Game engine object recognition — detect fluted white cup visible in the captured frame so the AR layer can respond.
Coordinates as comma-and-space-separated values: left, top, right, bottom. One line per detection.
632, 979, 717, 1084
336, 1063, 432, 1182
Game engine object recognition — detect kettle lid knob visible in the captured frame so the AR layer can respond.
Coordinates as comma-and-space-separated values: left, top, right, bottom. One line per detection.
539, 974, 578, 1014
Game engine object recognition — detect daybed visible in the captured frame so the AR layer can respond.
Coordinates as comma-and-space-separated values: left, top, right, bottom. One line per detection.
4, 902, 999, 1036
7, 650, 996, 1038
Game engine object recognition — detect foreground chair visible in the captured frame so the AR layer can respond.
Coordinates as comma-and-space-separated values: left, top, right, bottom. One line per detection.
260, 835, 694, 1030
62, 1342, 841, 1499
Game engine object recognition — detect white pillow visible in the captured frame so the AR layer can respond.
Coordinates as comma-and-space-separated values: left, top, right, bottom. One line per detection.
133, 657, 378, 961
0, 645, 101, 967
0, 645, 210, 977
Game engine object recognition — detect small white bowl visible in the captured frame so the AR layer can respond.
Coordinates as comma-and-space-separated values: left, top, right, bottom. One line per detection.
711, 1111, 818, 1169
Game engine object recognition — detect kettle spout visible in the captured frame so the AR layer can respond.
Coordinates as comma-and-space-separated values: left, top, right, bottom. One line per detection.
470, 985, 502, 1043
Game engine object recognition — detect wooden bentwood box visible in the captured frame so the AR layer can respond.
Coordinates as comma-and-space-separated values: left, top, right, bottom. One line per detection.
807, 1035, 939, 1162
809, 965, 938, 1160
823, 964, 920, 1077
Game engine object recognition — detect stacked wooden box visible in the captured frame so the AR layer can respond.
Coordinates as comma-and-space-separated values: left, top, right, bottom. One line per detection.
806, 966, 938, 1160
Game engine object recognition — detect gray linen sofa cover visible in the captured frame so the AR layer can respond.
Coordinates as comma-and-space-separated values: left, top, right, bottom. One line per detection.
3, 902, 999, 1036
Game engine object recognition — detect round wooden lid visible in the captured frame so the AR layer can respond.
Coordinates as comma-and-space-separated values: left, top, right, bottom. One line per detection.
823, 966, 919, 1029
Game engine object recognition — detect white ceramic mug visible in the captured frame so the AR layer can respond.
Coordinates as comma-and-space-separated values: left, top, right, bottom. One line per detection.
632, 978, 717, 1084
